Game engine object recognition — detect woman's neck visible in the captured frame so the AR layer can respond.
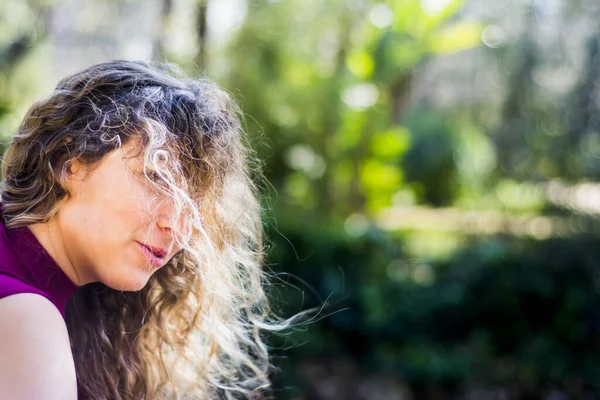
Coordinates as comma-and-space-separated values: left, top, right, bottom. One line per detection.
27, 220, 88, 287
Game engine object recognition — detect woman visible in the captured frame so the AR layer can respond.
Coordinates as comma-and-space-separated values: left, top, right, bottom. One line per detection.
0, 60, 278, 399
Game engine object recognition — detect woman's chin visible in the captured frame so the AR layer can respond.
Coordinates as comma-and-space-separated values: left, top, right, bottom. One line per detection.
101, 268, 154, 291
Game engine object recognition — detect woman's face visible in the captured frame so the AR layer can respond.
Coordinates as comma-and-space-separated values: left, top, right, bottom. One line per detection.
54, 140, 184, 291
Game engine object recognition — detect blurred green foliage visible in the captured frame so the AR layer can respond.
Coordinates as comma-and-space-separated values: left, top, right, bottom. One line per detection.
267, 220, 600, 398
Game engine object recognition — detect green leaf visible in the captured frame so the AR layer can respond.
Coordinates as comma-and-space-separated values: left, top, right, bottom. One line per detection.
390, 0, 425, 36
346, 50, 375, 79
335, 111, 369, 152
370, 126, 412, 159
421, 0, 467, 33
428, 22, 483, 54
361, 159, 403, 192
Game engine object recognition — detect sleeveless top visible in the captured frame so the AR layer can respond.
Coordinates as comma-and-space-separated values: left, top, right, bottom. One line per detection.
0, 210, 78, 318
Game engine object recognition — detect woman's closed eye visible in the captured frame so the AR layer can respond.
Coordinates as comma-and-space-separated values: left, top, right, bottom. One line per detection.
141, 170, 169, 190
146, 170, 163, 183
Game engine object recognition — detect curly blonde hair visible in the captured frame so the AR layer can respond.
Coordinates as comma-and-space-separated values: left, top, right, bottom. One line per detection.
1, 60, 281, 399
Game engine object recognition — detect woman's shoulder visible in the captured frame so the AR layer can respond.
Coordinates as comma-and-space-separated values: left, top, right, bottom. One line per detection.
0, 293, 77, 399
0, 273, 50, 301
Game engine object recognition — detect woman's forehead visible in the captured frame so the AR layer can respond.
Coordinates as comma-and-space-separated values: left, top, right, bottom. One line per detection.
115, 138, 160, 164
113, 139, 183, 179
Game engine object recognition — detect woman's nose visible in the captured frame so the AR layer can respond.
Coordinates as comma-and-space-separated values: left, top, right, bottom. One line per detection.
157, 213, 174, 232
156, 201, 185, 238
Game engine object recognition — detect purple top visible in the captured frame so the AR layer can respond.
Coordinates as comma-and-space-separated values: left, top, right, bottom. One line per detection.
0, 211, 78, 318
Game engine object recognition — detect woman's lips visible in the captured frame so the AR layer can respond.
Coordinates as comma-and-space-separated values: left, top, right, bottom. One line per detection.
136, 241, 167, 268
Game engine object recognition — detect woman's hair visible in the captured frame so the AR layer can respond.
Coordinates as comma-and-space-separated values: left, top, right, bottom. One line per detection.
0, 60, 281, 399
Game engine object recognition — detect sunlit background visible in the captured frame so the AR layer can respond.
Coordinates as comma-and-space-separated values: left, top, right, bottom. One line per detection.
3, 0, 600, 398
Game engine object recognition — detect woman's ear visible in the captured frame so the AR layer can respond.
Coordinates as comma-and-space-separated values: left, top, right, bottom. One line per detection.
65, 159, 81, 175
60, 158, 86, 198
54, 138, 78, 177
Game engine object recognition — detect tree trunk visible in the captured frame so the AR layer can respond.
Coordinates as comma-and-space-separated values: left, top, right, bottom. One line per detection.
153, 0, 173, 61
194, 0, 208, 74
